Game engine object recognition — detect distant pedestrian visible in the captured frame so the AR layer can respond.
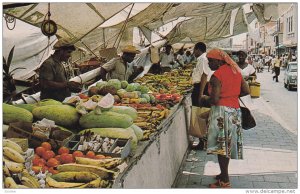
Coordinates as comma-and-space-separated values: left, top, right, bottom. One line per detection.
265, 55, 272, 72
272, 55, 282, 82
200, 48, 250, 188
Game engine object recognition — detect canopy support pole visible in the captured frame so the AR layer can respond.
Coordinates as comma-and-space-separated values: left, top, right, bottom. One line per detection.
113, 3, 135, 49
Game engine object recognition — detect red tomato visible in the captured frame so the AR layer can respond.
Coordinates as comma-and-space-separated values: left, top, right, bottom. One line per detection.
58, 146, 70, 155
41, 142, 52, 151
42, 150, 55, 161
35, 146, 46, 157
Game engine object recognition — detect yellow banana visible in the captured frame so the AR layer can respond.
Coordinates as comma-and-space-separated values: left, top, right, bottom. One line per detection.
3, 139, 24, 154
3, 163, 11, 177
77, 178, 103, 188
4, 159, 24, 173
21, 169, 40, 188
75, 157, 122, 169
51, 171, 99, 183
158, 109, 166, 120
17, 185, 29, 189
21, 176, 39, 188
3, 147, 25, 163
45, 175, 86, 188
57, 163, 116, 179
4, 177, 18, 188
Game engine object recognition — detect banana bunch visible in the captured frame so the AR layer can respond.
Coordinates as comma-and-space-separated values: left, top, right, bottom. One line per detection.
57, 163, 116, 179
45, 171, 110, 188
21, 169, 40, 188
75, 157, 122, 169
3, 139, 40, 189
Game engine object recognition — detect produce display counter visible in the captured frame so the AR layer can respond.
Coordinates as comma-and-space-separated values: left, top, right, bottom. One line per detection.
113, 94, 191, 188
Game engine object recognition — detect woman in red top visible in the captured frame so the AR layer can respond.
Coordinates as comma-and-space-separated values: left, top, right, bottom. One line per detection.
200, 48, 250, 188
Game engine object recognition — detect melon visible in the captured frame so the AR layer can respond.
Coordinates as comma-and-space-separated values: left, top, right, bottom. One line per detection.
98, 93, 114, 111
79, 111, 133, 129
107, 79, 121, 90
3, 103, 33, 124
32, 105, 79, 128
110, 106, 138, 120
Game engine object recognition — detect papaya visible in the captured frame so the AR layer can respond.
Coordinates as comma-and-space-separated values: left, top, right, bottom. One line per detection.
3, 103, 33, 124
129, 124, 144, 141
79, 111, 133, 129
36, 99, 62, 106
79, 127, 137, 151
110, 106, 138, 120
14, 103, 37, 112
32, 105, 79, 128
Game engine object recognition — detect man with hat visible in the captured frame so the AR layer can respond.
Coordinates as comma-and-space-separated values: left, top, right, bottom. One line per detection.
97, 45, 143, 82
39, 40, 81, 101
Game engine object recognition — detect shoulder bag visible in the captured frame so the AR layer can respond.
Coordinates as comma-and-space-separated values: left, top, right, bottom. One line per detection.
239, 98, 256, 130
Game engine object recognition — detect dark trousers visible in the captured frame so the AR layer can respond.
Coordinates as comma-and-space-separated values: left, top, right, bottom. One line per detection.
273, 66, 280, 82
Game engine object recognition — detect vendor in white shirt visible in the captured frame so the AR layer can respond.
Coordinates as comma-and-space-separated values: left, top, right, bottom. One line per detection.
159, 44, 175, 72
237, 50, 256, 81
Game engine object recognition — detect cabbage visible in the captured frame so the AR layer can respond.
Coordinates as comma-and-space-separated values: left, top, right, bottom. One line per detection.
107, 79, 121, 90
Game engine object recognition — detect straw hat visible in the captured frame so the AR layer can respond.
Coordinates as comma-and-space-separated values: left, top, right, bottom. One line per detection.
121, 45, 141, 54
53, 39, 76, 51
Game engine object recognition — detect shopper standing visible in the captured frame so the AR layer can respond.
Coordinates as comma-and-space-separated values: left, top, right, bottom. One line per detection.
200, 48, 250, 188
272, 55, 282, 82
190, 42, 212, 150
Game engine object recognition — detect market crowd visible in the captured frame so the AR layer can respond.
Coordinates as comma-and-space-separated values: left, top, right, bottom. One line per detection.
39, 39, 299, 188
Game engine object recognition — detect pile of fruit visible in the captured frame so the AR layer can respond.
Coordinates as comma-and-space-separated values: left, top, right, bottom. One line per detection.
3, 139, 40, 188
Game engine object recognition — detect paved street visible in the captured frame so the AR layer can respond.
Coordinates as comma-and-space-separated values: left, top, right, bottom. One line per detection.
173, 67, 298, 189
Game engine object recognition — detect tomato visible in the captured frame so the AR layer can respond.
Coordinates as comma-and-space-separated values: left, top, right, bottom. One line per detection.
60, 153, 74, 164
55, 155, 61, 163
85, 151, 95, 159
35, 146, 46, 157
72, 151, 84, 158
42, 150, 55, 161
46, 158, 60, 167
41, 142, 52, 151
58, 146, 70, 155
37, 158, 46, 167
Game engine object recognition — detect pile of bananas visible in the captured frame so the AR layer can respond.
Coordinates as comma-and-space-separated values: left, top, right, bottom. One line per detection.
45, 157, 123, 188
135, 68, 193, 95
134, 108, 169, 140
3, 139, 40, 188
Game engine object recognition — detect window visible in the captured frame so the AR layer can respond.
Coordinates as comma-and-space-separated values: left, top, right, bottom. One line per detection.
287, 16, 293, 33
251, 38, 253, 46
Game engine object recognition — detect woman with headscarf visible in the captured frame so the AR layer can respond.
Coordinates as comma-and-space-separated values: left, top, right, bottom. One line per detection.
237, 50, 256, 81
200, 48, 250, 188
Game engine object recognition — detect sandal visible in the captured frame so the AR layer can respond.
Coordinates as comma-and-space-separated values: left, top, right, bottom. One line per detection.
209, 180, 231, 188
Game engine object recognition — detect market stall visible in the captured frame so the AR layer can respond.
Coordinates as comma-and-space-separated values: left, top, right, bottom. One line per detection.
3, 64, 195, 188
3, 2, 279, 189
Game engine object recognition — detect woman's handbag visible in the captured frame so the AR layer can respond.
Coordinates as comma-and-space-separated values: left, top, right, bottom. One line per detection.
189, 107, 210, 138
239, 98, 256, 130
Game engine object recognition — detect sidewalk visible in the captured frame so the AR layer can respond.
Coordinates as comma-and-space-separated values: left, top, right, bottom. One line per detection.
173, 97, 297, 189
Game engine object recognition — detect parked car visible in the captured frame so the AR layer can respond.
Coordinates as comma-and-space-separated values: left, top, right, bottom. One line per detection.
284, 62, 297, 90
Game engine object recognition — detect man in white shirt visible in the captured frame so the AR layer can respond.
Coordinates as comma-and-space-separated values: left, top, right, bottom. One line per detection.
190, 42, 212, 150
159, 44, 175, 72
